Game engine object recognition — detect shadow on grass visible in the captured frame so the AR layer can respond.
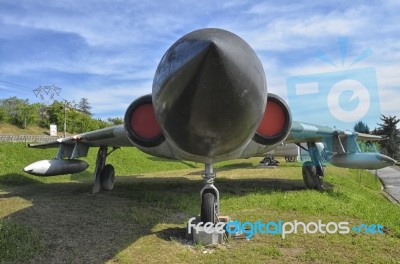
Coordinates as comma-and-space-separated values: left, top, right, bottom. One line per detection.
0, 171, 95, 187
186, 162, 255, 176
0, 172, 334, 263
153, 227, 188, 242
70, 170, 95, 182
186, 161, 310, 175
0, 173, 42, 186
147, 157, 198, 168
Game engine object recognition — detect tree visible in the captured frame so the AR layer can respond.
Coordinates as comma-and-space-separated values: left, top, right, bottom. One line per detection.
0, 96, 24, 123
354, 121, 370, 134
107, 117, 124, 126
0, 107, 5, 123
47, 100, 65, 127
14, 101, 40, 128
373, 115, 400, 159
37, 104, 50, 128
0, 97, 40, 128
77, 98, 92, 116
0, 96, 115, 133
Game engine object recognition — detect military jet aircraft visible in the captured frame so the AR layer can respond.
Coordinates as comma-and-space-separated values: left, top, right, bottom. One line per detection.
24, 28, 396, 224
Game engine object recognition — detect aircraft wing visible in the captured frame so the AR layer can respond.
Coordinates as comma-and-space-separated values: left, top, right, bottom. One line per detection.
29, 125, 131, 149
284, 121, 387, 151
355, 132, 387, 141
285, 121, 386, 144
28, 123, 178, 161
281, 121, 395, 170
285, 121, 335, 144
28, 125, 133, 158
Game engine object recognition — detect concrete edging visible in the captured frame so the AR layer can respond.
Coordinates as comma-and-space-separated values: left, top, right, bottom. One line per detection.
0, 134, 59, 143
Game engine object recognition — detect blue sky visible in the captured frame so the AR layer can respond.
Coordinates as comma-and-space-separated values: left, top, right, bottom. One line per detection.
0, 0, 399, 130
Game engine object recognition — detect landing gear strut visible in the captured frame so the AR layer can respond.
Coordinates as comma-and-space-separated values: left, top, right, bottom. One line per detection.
92, 146, 118, 193
200, 163, 219, 223
302, 142, 324, 190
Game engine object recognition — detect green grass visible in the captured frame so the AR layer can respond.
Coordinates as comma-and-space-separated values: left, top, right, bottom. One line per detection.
0, 142, 400, 263
0, 142, 202, 185
0, 220, 42, 263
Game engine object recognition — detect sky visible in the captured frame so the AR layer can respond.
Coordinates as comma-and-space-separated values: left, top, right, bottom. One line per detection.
0, 0, 399, 130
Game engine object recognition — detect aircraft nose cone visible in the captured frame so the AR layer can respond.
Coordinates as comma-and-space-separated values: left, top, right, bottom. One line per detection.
152, 28, 267, 158
379, 154, 396, 166
23, 165, 33, 173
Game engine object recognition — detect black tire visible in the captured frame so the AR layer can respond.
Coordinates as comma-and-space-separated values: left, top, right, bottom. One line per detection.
101, 164, 115, 191
260, 157, 271, 166
201, 192, 216, 224
302, 161, 323, 190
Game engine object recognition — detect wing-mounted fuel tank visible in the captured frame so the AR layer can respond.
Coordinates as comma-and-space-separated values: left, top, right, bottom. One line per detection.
23, 159, 89, 176
241, 93, 292, 158
123, 94, 175, 159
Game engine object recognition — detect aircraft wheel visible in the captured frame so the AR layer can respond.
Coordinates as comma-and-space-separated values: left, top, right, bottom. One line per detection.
302, 161, 323, 190
201, 192, 216, 224
101, 164, 115, 191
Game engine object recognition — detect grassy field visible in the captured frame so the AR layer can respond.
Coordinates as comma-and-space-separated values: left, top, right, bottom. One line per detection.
1, 142, 400, 263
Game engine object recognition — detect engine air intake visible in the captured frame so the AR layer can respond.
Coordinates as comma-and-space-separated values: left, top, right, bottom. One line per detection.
124, 95, 165, 147
253, 93, 292, 146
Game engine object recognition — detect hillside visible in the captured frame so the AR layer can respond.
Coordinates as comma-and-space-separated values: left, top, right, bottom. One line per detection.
0, 123, 72, 136
0, 123, 50, 135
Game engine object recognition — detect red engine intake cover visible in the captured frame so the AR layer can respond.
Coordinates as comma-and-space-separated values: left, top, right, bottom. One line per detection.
124, 95, 165, 147
256, 100, 287, 137
253, 93, 292, 145
130, 104, 161, 139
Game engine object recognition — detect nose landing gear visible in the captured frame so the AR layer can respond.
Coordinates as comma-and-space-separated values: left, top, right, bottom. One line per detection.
200, 163, 220, 223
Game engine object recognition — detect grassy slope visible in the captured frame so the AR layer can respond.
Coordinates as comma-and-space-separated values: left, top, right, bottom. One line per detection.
0, 123, 50, 135
0, 142, 399, 263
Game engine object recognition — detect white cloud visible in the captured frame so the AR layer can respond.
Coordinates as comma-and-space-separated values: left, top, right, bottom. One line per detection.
69, 81, 153, 117
250, 19, 361, 52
